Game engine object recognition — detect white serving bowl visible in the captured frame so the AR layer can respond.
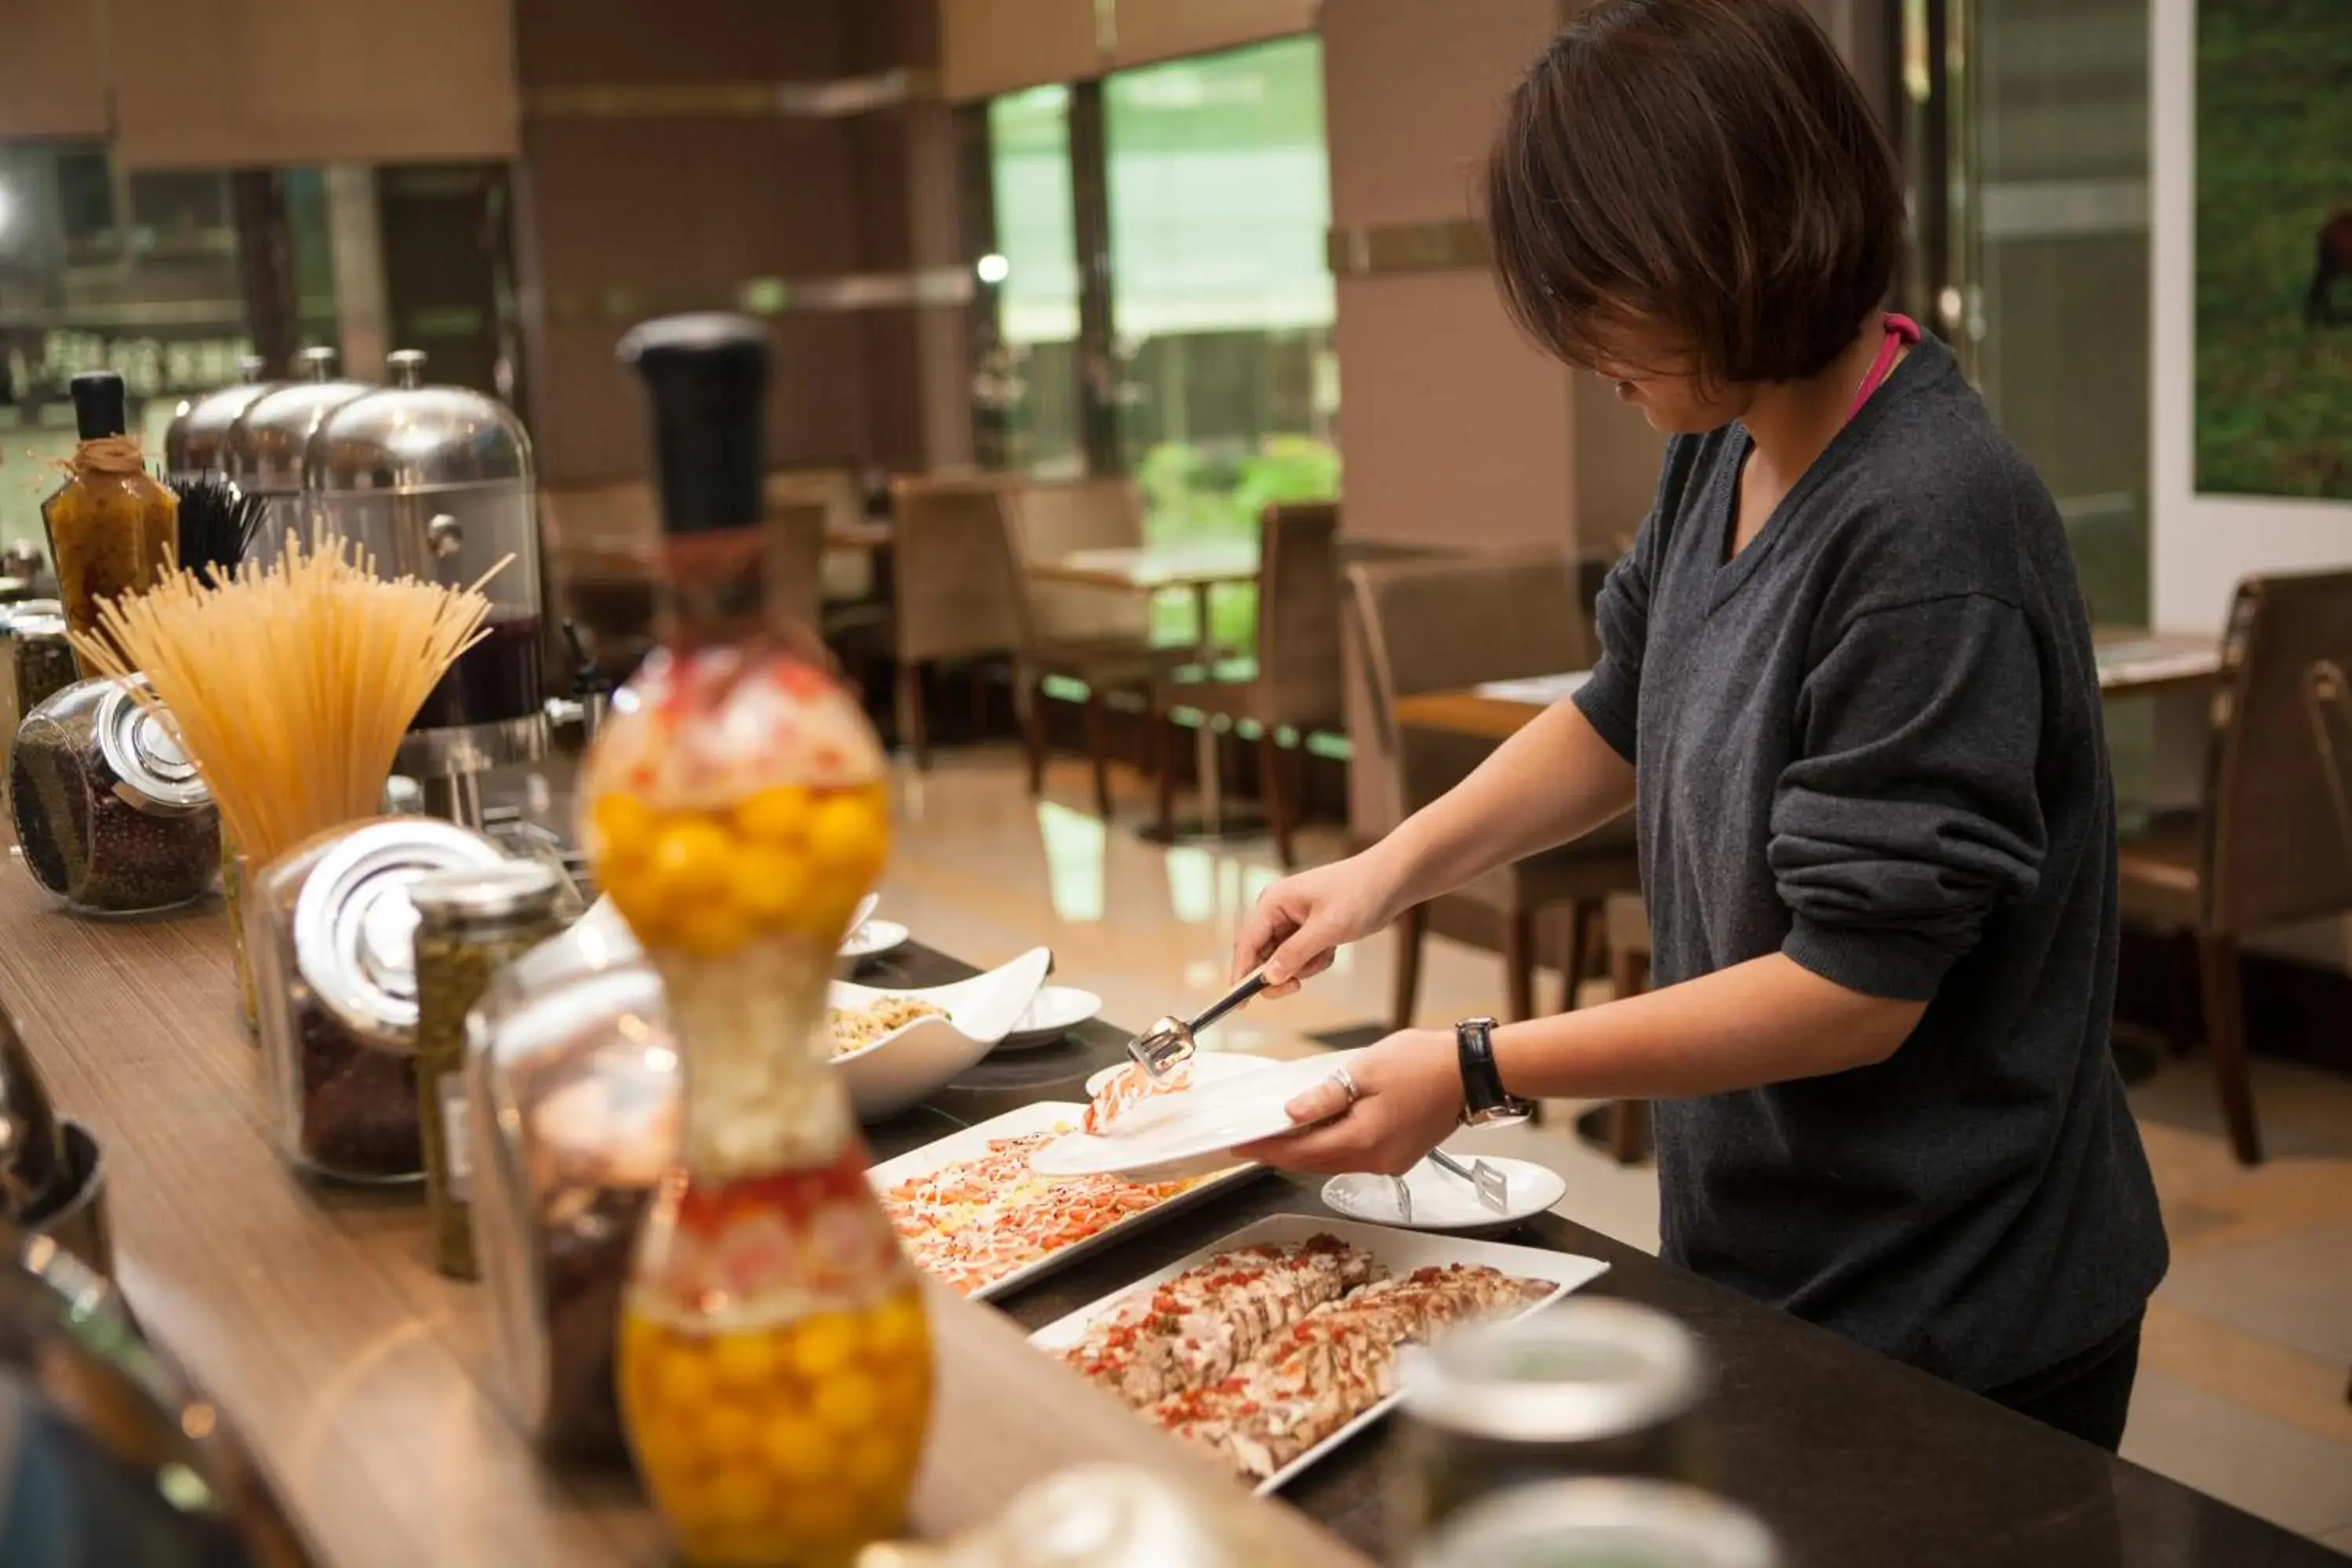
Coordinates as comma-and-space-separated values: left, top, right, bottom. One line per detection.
829, 947, 1052, 1120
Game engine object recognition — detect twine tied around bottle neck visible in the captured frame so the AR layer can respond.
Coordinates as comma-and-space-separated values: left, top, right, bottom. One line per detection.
53, 434, 149, 479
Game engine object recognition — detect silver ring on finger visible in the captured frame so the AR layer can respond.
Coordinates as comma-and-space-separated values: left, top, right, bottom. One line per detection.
1330, 1065, 1361, 1106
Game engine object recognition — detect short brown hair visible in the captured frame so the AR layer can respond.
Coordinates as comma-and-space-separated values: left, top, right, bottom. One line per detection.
1484, 0, 1904, 386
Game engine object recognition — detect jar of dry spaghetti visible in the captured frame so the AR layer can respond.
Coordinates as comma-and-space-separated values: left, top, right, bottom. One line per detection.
9, 676, 220, 916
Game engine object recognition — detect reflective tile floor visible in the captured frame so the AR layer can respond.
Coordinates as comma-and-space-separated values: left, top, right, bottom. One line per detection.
880, 749, 2352, 1548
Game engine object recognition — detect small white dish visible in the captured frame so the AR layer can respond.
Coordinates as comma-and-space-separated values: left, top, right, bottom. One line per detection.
1082, 1051, 1279, 1098
1029, 1050, 1367, 1178
837, 918, 910, 966
1322, 1154, 1567, 1234
996, 985, 1103, 1049
829, 947, 1051, 1120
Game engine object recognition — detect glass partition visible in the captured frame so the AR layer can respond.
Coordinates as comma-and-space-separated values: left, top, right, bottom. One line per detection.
0, 144, 340, 564
1103, 35, 1340, 652
984, 85, 1084, 477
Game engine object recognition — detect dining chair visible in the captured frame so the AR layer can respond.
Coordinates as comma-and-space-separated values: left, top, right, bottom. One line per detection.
1156, 500, 1343, 867
2115, 568, 2352, 1164
1345, 553, 1643, 1029
765, 466, 875, 605
762, 499, 827, 639
1007, 477, 1154, 645
889, 475, 1185, 817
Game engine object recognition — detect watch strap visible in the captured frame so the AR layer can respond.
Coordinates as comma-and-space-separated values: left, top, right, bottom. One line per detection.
1455, 1016, 1507, 1116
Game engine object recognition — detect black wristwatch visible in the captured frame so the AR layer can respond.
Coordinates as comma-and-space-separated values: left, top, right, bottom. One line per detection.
1454, 1016, 1536, 1127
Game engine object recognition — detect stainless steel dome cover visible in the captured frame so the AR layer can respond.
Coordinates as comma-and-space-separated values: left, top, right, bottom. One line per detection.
221, 347, 372, 493
306, 350, 532, 496
162, 354, 274, 477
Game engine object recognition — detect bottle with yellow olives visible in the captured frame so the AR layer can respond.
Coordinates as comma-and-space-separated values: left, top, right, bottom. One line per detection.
585, 314, 927, 1568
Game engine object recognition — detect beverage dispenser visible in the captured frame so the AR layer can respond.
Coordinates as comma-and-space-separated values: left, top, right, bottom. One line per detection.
303, 350, 547, 826
221, 347, 372, 561
162, 354, 276, 484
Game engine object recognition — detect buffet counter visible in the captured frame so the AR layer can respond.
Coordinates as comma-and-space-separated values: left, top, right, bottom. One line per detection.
0, 876, 1364, 1568
0, 873, 2336, 1568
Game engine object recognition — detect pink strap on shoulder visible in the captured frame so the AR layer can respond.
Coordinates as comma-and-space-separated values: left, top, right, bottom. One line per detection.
1846, 311, 1921, 421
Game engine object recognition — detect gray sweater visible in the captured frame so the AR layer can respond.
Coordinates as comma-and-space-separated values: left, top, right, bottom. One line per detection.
1573, 335, 2167, 1389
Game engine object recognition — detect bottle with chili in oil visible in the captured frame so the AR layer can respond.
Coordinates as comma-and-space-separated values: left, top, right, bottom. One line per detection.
583, 314, 928, 1568
42, 372, 176, 678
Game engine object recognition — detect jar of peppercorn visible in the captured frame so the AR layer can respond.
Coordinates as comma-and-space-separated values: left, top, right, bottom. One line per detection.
246, 817, 509, 1183
9, 675, 220, 916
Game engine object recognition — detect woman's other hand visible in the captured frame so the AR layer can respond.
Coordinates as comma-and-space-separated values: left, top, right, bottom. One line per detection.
1231, 1029, 1461, 1175
1231, 851, 1404, 998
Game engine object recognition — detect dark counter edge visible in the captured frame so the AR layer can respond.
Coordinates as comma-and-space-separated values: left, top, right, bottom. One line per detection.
862, 942, 2347, 1568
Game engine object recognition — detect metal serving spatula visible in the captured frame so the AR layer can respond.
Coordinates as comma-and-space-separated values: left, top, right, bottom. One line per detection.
1430, 1146, 1511, 1214
1125, 969, 1270, 1081
1389, 1149, 1511, 1224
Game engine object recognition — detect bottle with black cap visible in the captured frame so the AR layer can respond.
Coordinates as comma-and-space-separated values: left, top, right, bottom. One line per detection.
579, 317, 925, 1565
40, 371, 177, 676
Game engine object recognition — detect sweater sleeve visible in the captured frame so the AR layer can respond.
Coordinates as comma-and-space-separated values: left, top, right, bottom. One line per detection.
1571, 545, 1648, 763
1770, 593, 2048, 1001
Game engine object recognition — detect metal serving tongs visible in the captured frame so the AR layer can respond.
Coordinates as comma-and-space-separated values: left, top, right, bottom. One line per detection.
1125, 969, 1272, 1081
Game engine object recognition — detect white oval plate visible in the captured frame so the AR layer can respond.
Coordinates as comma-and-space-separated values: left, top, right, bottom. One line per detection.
1082, 1051, 1279, 1098
829, 947, 1051, 1120
997, 984, 1103, 1049
1029, 1050, 1367, 1178
1322, 1154, 1567, 1234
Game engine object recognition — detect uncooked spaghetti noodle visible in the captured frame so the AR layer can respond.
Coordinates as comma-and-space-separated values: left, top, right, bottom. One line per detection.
70, 532, 505, 866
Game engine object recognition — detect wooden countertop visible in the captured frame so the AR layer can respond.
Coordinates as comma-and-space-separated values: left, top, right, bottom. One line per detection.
0, 873, 1365, 1568
2, 869, 2331, 1568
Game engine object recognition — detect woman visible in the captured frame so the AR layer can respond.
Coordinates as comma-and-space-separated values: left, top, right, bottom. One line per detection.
1231, 0, 2166, 1449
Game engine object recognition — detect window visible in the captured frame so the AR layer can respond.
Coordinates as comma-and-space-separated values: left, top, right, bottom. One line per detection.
0, 146, 343, 562
1103, 36, 1339, 649
1105, 37, 1338, 542
983, 85, 1083, 477
965, 38, 1340, 655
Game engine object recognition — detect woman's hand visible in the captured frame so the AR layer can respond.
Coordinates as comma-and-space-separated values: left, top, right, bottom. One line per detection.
1231, 1029, 1462, 1175
1231, 850, 1406, 998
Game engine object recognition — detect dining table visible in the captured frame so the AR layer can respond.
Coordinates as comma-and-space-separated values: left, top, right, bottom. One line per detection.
1391, 626, 2226, 747
0, 866, 2333, 1566
1029, 538, 1265, 840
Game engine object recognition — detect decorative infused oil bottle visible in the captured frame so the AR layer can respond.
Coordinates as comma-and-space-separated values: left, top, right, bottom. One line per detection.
583, 314, 928, 1568
42, 371, 176, 677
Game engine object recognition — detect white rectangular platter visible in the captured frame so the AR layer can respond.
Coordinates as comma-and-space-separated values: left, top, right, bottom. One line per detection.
867, 1100, 1262, 1303
1027, 1212, 1612, 1495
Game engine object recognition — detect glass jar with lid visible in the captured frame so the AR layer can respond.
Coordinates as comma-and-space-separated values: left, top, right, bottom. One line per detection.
306, 349, 547, 797
1390, 1299, 1715, 1543
0, 607, 78, 766
411, 860, 571, 1280
469, 953, 677, 1461
162, 354, 277, 484
220, 347, 371, 565
7, 675, 220, 916
1409, 1480, 1780, 1568
245, 815, 508, 1182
